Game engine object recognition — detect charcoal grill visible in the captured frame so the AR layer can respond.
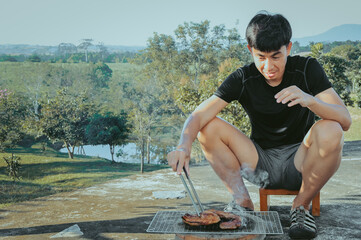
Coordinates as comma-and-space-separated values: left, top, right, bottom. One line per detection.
146, 210, 283, 235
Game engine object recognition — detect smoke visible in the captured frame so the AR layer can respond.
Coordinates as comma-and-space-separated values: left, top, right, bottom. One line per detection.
221, 162, 270, 207
225, 171, 249, 201
240, 163, 270, 189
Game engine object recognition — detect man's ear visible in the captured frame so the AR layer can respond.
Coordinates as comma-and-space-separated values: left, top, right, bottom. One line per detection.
247, 44, 252, 53
287, 42, 293, 55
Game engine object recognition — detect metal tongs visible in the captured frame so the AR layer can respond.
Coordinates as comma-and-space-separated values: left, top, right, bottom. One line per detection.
179, 166, 204, 216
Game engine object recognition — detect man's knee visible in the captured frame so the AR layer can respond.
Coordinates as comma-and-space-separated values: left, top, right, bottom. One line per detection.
312, 120, 344, 157
197, 117, 221, 145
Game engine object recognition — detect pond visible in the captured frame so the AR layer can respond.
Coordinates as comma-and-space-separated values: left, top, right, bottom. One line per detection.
60, 143, 163, 164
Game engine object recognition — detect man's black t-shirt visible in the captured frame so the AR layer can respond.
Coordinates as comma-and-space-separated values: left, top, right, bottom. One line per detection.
214, 55, 332, 149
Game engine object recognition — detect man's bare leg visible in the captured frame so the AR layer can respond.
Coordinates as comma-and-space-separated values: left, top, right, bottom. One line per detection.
197, 117, 259, 210
293, 120, 344, 210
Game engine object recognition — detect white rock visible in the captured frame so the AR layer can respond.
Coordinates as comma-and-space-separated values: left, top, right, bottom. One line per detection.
50, 224, 83, 238
152, 190, 186, 199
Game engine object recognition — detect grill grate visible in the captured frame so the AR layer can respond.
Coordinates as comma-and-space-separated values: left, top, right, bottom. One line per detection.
146, 211, 283, 235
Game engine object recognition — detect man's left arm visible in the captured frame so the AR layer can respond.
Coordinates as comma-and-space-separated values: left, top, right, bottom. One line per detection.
308, 88, 351, 131
275, 86, 352, 131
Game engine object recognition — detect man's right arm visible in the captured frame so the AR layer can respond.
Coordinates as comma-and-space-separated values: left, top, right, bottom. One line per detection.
167, 95, 228, 175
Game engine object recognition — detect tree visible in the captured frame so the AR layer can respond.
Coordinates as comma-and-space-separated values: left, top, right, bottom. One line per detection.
120, 61, 177, 172
67, 53, 84, 63
139, 20, 249, 95
0, 55, 18, 62
78, 39, 93, 63
174, 58, 252, 162
310, 43, 324, 59
86, 112, 129, 162
221, 27, 251, 63
176, 58, 251, 134
27, 54, 41, 62
3, 154, 21, 181
96, 42, 109, 61
320, 54, 352, 105
90, 62, 113, 88
174, 21, 229, 87
126, 79, 165, 172
0, 90, 28, 151
58, 43, 77, 58
37, 88, 94, 159
311, 43, 353, 105
329, 44, 361, 106
134, 20, 251, 164
139, 21, 250, 115
175, 22, 250, 85
291, 41, 301, 55
330, 44, 361, 61
347, 57, 361, 107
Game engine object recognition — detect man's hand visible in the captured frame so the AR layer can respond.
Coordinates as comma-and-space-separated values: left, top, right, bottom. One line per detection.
275, 85, 314, 107
167, 147, 191, 175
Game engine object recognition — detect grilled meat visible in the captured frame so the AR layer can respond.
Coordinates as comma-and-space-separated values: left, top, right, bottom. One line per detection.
207, 209, 241, 220
182, 209, 243, 230
208, 209, 243, 230
219, 217, 242, 229
182, 210, 221, 226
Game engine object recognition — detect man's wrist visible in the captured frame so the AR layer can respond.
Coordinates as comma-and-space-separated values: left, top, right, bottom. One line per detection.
307, 95, 318, 108
176, 148, 187, 153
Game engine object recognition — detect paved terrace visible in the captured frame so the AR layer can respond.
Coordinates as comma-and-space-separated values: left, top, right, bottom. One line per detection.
0, 141, 360, 240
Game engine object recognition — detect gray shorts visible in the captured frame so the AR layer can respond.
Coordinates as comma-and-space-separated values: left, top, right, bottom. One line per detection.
242, 141, 302, 190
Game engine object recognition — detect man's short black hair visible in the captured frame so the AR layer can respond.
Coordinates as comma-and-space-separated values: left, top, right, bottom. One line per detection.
246, 11, 292, 52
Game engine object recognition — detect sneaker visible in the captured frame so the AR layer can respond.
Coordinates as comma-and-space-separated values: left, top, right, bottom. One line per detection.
289, 206, 317, 239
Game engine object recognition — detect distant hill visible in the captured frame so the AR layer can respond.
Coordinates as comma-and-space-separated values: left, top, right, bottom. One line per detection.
292, 24, 361, 46
0, 44, 57, 55
106, 45, 144, 53
0, 44, 144, 55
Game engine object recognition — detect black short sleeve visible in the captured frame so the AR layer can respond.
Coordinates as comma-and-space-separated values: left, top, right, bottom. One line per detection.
214, 68, 244, 103
306, 58, 332, 96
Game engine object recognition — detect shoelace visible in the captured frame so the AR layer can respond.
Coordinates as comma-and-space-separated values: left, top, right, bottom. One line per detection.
295, 208, 306, 226
292, 206, 310, 229
291, 206, 317, 235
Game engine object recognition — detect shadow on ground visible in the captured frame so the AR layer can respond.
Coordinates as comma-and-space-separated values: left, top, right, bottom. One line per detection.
266, 203, 361, 240
0, 214, 155, 240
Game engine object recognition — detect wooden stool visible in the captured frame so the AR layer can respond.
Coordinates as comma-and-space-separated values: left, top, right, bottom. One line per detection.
259, 188, 320, 216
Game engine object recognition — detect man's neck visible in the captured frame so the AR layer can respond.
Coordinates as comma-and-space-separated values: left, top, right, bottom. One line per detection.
265, 78, 283, 87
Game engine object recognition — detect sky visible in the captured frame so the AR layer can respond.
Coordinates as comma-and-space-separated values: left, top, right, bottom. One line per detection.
1, 0, 361, 46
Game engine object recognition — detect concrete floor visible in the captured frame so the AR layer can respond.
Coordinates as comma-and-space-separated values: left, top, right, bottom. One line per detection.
0, 147, 360, 239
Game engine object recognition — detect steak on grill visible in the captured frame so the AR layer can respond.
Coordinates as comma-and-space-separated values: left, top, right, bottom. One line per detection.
182, 209, 243, 230
208, 209, 243, 230
219, 217, 242, 229
182, 210, 221, 226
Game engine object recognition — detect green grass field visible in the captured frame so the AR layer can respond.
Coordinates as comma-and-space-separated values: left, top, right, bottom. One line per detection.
344, 107, 361, 141
0, 144, 167, 208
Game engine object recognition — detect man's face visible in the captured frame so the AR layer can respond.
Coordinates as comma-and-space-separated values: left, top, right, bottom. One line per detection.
248, 43, 292, 85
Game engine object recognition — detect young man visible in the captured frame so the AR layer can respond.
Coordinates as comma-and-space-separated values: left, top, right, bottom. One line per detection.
167, 12, 351, 239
